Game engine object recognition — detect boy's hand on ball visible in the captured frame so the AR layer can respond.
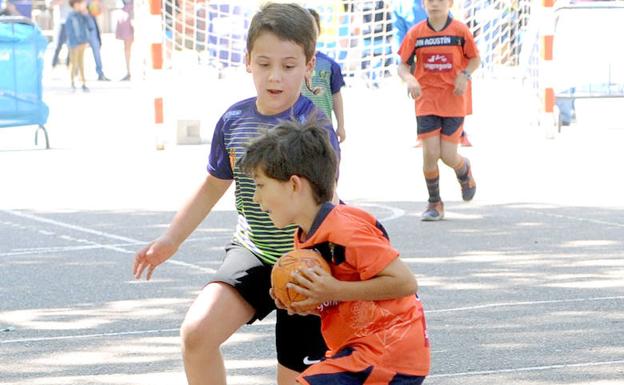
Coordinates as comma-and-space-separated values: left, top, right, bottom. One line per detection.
289, 265, 338, 305
289, 301, 321, 317
269, 288, 287, 310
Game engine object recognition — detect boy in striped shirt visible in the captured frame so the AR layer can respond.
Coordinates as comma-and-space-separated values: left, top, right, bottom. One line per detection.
132, 3, 340, 385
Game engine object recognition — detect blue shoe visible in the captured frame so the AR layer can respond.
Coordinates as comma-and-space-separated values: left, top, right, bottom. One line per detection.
422, 201, 444, 221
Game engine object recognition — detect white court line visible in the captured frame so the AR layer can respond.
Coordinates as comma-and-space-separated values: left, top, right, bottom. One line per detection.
0, 328, 179, 345
0, 235, 231, 257
0, 209, 217, 273
1, 209, 140, 243
353, 202, 405, 222
429, 359, 624, 378
427, 296, 624, 314
0, 243, 144, 256
526, 210, 624, 228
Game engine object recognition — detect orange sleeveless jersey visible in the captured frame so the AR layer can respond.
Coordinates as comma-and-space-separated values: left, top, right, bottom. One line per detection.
295, 204, 430, 379
398, 18, 479, 117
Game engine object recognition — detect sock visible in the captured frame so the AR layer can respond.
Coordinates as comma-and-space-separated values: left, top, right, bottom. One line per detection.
424, 168, 441, 203
453, 157, 470, 181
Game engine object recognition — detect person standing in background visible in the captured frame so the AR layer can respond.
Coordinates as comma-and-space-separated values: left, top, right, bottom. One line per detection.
86, 0, 110, 81
115, 0, 133, 81
302, 9, 347, 143
51, 0, 72, 67
65, 0, 90, 92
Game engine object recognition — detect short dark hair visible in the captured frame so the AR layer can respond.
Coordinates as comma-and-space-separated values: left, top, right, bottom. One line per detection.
246, 3, 317, 62
308, 8, 321, 35
69, 0, 84, 7
238, 118, 337, 204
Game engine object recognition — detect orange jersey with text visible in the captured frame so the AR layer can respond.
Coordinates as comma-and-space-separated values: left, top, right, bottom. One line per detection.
398, 17, 479, 117
295, 204, 430, 379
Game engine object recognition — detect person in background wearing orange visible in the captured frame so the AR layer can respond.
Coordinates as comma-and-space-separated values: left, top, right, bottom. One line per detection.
397, 0, 480, 221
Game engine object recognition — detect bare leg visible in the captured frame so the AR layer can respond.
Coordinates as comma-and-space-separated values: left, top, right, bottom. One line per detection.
421, 135, 441, 172
123, 39, 133, 77
440, 139, 461, 168
180, 282, 254, 385
277, 363, 300, 385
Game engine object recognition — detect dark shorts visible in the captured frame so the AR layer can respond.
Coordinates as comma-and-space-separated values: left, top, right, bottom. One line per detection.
299, 347, 427, 384
416, 115, 464, 143
210, 243, 327, 373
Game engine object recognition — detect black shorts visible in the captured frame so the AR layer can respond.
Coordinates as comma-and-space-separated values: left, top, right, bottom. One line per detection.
210, 243, 327, 373
416, 115, 464, 143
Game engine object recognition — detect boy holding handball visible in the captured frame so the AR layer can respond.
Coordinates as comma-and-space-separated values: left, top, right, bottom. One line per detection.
238, 119, 430, 385
132, 3, 340, 385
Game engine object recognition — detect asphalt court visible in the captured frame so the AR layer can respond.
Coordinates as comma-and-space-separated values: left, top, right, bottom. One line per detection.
1, 201, 623, 385
2, 50, 624, 383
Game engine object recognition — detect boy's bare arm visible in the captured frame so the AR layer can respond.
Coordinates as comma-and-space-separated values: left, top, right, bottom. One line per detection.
332, 92, 345, 142
398, 62, 421, 99
164, 174, 232, 246
133, 175, 232, 280
332, 258, 418, 301
454, 56, 481, 95
397, 62, 415, 83
289, 257, 418, 310
464, 55, 481, 75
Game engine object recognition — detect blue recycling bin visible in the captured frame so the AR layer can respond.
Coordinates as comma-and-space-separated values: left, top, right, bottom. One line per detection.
0, 16, 49, 148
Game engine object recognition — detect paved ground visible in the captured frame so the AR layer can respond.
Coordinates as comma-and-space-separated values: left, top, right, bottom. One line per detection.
1, 34, 623, 384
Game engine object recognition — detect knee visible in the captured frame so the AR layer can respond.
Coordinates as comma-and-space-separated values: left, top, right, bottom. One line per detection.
180, 318, 214, 355
440, 152, 460, 167
423, 151, 440, 167
440, 154, 454, 167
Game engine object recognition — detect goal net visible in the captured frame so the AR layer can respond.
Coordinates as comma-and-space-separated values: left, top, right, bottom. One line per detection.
160, 0, 537, 83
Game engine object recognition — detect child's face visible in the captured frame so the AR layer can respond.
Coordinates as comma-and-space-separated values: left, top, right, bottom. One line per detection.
424, 0, 453, 20
252, 168, 297, 229
246, 32, 315, 115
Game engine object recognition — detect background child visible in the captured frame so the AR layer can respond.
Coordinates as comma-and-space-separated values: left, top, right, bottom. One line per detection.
302, 8, 346, 143
397, 0, 480, 221
238, 119, 430, 385
65, 0, 90, 92
86, 0, 110, 81
50, 0, 71, 67
115, 0, 133, 81
132, 3, 341, 385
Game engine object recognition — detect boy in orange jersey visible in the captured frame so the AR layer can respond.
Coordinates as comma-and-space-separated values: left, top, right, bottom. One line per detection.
238, 120, 430, 385
397, 0, 480, 221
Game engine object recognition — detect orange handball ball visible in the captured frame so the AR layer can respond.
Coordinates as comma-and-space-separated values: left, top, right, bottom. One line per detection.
271, 249, 331, 312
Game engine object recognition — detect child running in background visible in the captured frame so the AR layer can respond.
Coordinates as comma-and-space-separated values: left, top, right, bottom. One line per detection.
132, 3, 341, 385
301, 8, 346, 143
238, 119, 430, 385
397, 0, 480, 221
65, 0, 90, 92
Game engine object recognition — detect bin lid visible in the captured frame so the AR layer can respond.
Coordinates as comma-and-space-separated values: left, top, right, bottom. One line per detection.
0, 16, 42, 44
0, 16, 33, 26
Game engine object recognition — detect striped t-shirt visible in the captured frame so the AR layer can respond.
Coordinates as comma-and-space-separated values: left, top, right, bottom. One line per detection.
301, 51, 345, 121
207, 95, 341, 264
